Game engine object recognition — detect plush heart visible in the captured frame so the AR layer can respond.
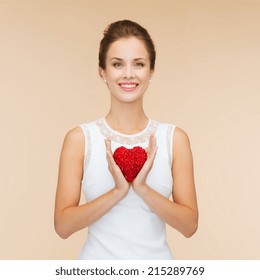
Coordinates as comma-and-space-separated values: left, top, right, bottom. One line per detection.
113, 146, 147, 182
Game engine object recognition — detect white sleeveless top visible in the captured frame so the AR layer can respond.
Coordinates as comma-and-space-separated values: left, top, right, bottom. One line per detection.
79, 117, 176, 260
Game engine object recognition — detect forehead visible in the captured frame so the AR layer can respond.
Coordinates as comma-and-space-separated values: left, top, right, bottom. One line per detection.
106, 37, 149, 60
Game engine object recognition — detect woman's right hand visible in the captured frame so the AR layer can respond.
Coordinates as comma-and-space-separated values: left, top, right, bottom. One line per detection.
105, 139, 130, 197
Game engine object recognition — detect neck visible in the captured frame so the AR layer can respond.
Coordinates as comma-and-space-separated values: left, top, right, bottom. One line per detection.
105, 98, 148, 134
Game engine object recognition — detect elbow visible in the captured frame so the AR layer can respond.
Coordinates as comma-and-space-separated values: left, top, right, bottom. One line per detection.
183, 209, 199, 238
54, 220, 71, 239
184, 223, 198, 238
183, 219, 198, 238
56, 231, 70, 240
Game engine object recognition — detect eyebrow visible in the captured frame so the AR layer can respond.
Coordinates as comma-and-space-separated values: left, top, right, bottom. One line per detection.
110, 57, 146, 61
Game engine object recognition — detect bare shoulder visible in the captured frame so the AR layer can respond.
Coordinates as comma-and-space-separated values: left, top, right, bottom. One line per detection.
172, 127, 192, 160
61, 126, 85, 158
65, 126, 84, 142
174, 127, 190, 141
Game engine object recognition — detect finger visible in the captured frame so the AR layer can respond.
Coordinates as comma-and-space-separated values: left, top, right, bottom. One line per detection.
105, 138, 111, 152
150, 145, 158, 162
148, 134, 157, 155
105, 139, 118, 170
147, 133, 154, 154
105, 139, 113, 169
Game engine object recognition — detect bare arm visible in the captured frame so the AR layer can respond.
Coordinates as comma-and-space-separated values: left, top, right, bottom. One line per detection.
132, 129, 198, 237
54, 128, 129, 239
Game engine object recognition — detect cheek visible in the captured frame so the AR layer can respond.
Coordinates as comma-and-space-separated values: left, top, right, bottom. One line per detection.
136, 68, 151, 78
139, 72, 151, 82
106, 70, 122, 82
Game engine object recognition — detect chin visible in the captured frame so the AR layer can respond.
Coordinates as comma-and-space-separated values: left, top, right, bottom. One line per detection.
111, 89, 145, 103
119, 93, 144, 103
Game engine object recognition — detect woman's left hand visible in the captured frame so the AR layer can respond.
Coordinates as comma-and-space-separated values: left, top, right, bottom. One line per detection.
132, 134, 158, 192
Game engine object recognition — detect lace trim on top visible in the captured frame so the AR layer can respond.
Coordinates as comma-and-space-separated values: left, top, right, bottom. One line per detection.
80, 124, 92, 172
167, 124, 174, 168
95, 117, 159, 145
85, 127, 91, 170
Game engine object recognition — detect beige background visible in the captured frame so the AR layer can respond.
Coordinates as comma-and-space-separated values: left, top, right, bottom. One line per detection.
0, 0, 260, 259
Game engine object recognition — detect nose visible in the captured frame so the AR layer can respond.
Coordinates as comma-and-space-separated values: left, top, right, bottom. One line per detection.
123, 65, 135, 79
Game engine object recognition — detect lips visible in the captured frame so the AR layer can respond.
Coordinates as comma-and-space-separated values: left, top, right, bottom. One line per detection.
119, 82, 139, 91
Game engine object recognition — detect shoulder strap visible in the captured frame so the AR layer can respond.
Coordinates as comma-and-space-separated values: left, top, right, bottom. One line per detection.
79, 123, 91, 171
167, 124, 176, 168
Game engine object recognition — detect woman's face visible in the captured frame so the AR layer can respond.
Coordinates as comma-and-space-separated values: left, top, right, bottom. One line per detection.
101, 36, 153, 104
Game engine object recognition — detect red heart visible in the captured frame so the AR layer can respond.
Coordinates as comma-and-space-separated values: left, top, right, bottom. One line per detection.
113, 146, 147, 182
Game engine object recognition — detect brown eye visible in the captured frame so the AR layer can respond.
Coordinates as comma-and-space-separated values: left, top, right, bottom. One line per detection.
135, 63, 144, 68
113, 63, 123, 68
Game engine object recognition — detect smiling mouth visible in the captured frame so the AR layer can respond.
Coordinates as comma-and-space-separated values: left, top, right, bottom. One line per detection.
119, 83, 139, 90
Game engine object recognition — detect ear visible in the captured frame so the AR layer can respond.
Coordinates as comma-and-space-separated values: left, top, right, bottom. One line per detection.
99, 67, 106, 79
149, 69, 154, 81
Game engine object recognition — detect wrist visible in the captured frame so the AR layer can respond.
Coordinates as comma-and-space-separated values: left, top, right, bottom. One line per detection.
113, 186, 128, 199
133, 183, 149, 196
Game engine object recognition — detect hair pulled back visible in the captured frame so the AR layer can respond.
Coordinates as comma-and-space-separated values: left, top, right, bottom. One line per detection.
99, 20, 156, 71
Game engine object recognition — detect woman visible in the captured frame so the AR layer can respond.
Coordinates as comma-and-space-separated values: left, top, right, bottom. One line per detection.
54, 19, 198, 259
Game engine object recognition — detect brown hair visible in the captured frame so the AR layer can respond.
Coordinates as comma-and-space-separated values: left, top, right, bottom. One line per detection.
99, 19, 156, 70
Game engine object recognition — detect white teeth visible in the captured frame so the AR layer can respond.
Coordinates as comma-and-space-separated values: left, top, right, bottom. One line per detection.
120, 84, 137, 88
